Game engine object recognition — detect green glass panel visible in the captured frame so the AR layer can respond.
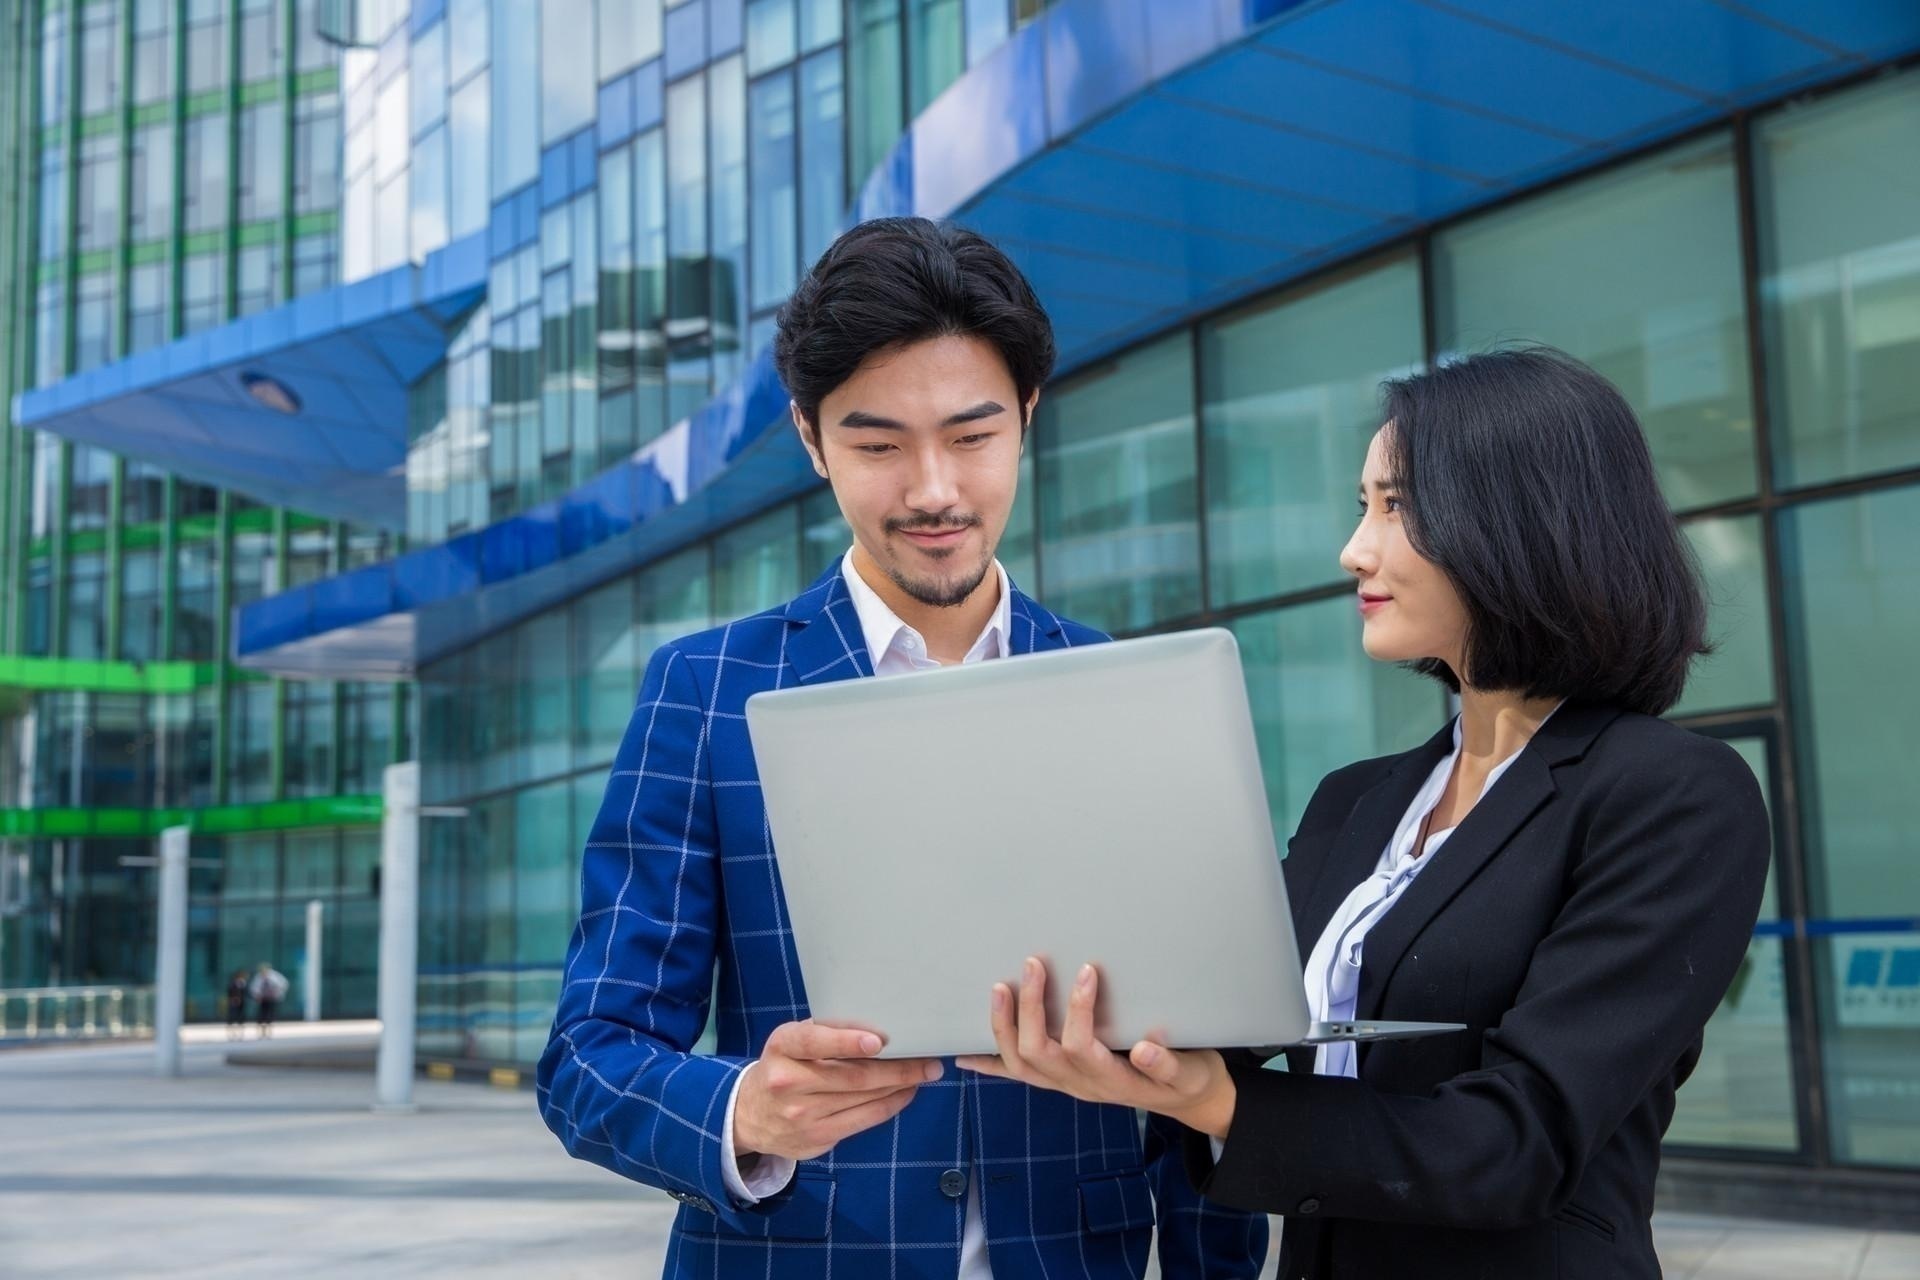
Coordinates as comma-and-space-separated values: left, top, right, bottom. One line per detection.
799, 486, 851, 584
1780, 482, 1920, 1167
1672, 515, 1774, 718
849, 0, 903, 191
712, 506, 800, 619
1202, 256, 1423, 609
1036, 333, 1200, 634
1666, 736, 1797, 1152
1434, 134, 1756, 511
1757, 71, 1920, 489
1229, 596, 1446, 847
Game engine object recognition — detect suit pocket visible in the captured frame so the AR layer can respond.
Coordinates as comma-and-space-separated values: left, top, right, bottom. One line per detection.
1079, 1170, 1154, 1234
683, 1173, 835, 1242
1550, 1202, 1615, 1243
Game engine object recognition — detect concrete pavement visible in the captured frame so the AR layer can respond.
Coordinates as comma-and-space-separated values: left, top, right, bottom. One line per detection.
1, 1027, 1915, 1278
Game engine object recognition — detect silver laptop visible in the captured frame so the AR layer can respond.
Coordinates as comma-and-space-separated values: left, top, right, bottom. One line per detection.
745, 627, 1463, 1059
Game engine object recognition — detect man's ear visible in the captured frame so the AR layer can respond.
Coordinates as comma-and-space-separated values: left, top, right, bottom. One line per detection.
1020, 388, 1041, 450
792, 400, 828, 478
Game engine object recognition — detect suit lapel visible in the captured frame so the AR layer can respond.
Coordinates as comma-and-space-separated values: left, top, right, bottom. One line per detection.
781, 564, 875, 687
1293, 724, 1454, 962
1352, 701, 1626, 1023
1007, 587, 1067, 656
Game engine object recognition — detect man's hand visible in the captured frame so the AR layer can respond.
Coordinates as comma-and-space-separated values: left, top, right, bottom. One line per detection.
734, 1021, 943, 1162
956, 958, 1238, 1139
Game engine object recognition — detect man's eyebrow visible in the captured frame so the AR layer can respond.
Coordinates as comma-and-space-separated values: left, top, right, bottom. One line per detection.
837, 410, 906, 430
835, 401, 1008, 430
942, 401, 1006, 427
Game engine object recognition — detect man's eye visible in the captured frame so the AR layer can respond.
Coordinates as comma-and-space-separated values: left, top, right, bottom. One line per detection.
856, 444, 895, 456
956, 433, 991, 446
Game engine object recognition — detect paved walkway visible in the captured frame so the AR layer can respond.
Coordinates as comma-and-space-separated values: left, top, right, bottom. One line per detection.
1, 1027, 1914, 1278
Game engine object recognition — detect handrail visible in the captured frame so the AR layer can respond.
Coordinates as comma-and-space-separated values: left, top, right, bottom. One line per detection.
0, 985, 156, 1040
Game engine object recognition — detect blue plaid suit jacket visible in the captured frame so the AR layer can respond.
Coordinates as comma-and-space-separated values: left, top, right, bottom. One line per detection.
537, 563, 1267, 1278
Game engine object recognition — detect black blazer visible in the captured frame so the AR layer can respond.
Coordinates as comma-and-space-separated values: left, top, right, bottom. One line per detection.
1182, 702, 1770, 1280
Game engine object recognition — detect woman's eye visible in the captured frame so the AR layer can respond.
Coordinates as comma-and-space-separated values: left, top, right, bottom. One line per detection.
1384, 497, 1403, 513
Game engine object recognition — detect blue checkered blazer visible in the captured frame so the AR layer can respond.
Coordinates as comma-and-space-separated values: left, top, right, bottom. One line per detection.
538, 563, 1267, 1278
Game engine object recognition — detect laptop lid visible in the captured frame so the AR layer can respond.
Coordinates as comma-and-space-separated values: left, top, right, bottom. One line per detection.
745, 628, 1312, 1059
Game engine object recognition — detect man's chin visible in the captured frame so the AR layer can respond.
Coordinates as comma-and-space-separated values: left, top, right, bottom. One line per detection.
889, 560, 994, 609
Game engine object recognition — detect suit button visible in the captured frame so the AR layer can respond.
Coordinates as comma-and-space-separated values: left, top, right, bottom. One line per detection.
939, 1169, 968, 1199
1296, 1197, 1322, 1216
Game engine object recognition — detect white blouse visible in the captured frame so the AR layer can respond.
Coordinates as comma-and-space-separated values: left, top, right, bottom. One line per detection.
1303, 708, 1554, 1079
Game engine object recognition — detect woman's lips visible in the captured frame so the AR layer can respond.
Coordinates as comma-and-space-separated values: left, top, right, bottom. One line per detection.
1358, 592, 1392, 616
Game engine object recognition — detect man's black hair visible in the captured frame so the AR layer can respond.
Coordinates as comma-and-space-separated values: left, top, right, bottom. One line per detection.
1380, 345, 1709, 716
773, 217, 1055, 439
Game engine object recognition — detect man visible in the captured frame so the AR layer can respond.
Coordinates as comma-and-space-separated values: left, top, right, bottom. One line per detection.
537, 218, 1266, 1278
249, 962, 289, 1037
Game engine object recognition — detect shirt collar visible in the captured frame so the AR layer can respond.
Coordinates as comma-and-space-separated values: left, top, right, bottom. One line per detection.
840, 549, 1012, 668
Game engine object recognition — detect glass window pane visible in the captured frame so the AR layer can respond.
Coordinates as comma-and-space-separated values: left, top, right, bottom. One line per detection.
710, 56, 748, 385
713, 506, 799, 618
1202, 256, 1422, 609
1758, 71, 1920, 490
65, 553, 107, 661
1000, 445, 1036, 593
134, 0, 174, 105
1666, 734, 1797, 1153
799, 486, 850, 583
849, 0, 903, 191
77, 137, 121, 253
449, 73, 490, 238
184, 115, 230, 234
747, 0, 797, 74
798, 49, 844, 269
1671, 515, 1774, 718
295, 98, 343, 216
1780, 482, 1920, 1166
239, 0, 282, 82
800, 0, 841, 50
541, 0, 596, 144
81, 3, 122, 115
749, 72, 798, 310
491, 0, 538, 197
131, 124, 175, 241
907, 0, 964, 114
1434, 134, 1756, 511
633, 543, 714, 655
513, 778, 575, 1061
411, 19, 448, 139
1230, 596, 1446, 846
1036, 333, 1201, 633
599, 0, 662, 80
239, 101, 286, 222
186, 3, 228, 94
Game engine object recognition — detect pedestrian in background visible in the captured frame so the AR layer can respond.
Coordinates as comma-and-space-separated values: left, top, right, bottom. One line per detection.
249, 962, 289, 1038
224, 969, 250, 1040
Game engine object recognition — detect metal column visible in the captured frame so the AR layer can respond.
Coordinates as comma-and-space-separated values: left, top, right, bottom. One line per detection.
375, 762, 419, 1110
154, 826, 188, 1078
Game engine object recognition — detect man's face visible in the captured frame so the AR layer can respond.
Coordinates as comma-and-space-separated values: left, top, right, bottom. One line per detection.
796, 334, 1032, 608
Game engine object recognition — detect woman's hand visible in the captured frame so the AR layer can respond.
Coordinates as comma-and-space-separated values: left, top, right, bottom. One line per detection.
955, 957, 1238, 1140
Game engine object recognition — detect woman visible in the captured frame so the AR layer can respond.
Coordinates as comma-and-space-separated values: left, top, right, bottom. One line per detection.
958, 347, 1770, 1279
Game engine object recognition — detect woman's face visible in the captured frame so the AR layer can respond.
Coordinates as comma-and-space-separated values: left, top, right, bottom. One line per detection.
1340, 427, 1471, 675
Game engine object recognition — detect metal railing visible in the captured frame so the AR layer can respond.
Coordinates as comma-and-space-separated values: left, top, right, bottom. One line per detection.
0, 986, 156, 1041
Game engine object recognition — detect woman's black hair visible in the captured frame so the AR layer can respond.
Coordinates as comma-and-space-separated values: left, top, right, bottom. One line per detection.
773, 217, 1055, 438
1379, 345, 1709, 716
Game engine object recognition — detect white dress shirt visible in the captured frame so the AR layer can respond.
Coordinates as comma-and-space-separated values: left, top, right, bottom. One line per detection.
1304, 706, 1558, 1079
719, 550, 1013, 1277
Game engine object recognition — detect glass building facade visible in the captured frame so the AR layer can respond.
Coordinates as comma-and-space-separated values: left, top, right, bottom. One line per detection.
0, 0, 404, 1020
5, 0, 1917, 1215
